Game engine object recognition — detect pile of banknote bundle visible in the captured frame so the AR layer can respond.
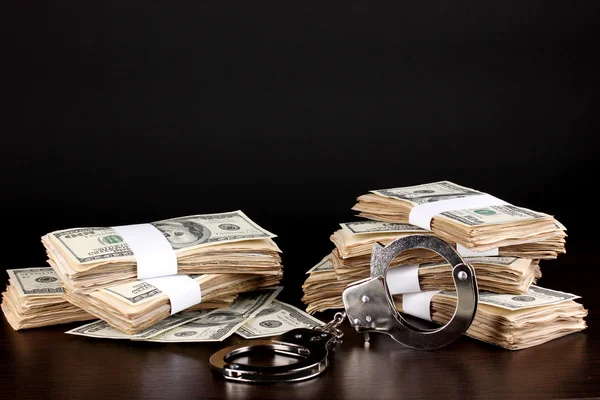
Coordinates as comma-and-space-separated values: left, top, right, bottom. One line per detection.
394, 287, 587, 350
1, 268, 94, 330
65, 287, 325, 342
42, 210, 285, 334
63, 273, 282, 334
42, 210, 282, 293
351, 181, 567, 254
303, 181, 587, 350
302, 222, 545, 313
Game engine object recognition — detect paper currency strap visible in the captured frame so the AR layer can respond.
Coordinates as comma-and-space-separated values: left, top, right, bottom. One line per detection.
402, 290, 441, 322
408, 193, 509, 231
111, 223, 178, 279
145, 275, 202, 315
386, 264, 421, 294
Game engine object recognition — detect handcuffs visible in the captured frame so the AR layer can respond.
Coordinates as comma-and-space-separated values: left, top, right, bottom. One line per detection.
210, 235, 479, 383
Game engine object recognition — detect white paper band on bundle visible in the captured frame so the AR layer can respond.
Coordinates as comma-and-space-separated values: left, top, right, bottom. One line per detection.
145, 275, 202, 315
386, 264, 421, 294
402, 290, 441, 322
456, 243, 499, 257
111, 223, 177, 279
408, 194, 508, 230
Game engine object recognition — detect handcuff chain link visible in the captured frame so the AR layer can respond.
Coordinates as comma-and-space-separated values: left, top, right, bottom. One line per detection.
314, 311, 346, 339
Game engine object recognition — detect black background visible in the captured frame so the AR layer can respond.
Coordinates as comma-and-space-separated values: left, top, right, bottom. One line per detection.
5, 2, 600, 304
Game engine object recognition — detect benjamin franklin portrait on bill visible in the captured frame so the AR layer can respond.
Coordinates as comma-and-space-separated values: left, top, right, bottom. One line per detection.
152, 220, 211, 249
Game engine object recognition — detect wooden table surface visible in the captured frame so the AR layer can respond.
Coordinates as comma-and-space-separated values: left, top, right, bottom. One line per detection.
1, 254, 598, 400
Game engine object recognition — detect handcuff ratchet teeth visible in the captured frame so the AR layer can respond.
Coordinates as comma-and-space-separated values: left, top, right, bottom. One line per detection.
210, 234, 479, 383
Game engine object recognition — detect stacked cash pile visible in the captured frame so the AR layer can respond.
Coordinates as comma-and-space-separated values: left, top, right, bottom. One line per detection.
302, 257, 347, 314
302, 222, 543, 313
66, 288, 325, 342
42, 210, 284, 334
352, 181, 567, 255
63, 273, 282, 334
42, 210, 282, 293
394, 287, 587, 350
1, 268, 94, 330
303, 181, 586, 349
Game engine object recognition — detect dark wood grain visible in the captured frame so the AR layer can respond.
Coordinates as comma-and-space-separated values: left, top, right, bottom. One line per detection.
1, 254, 598, 400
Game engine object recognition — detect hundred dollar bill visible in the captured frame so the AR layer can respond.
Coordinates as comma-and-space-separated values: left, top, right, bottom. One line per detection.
49, 210, 277, 264
305, 257, 334, 274
143, 287, 282, 342
236, 300, 324, 339
66, 310, 209, 339
340, 221, 427, 235
7, 268, 63, 297
438, 285, 580, 311
372, 181, 483, 205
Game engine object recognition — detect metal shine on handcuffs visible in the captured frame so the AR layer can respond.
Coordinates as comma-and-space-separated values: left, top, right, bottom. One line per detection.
210, 235, 479, 383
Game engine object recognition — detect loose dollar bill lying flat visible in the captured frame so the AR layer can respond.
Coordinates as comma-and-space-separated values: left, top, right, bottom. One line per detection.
65, 310, 209, 339
438, 285, 580, 311
236, 300, 324, 339
49, 210, 277, 264
7, 268, 63, 296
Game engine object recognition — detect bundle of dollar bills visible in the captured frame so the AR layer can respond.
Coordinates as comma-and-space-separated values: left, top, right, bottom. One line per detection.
394, 287, 587, 350
351, 181, 566, 254
1, 268, 94, 330
302, 223, 543, 313
65, 288, 325, 342
40, 210, 284, 334
64, 272, 282, 334
302, 257, 345, 314
333, 221, 563, 261
330, 222, 542, 294
302, 181, 586, 350
42, 210, 282, 293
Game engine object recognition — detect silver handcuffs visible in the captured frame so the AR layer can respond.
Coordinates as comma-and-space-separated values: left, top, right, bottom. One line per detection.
210, 235, 479, 383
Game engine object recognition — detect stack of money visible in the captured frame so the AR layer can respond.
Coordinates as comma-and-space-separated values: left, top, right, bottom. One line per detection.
42, 210, 284, 334
351, 181, 566, 254
66, 288, 325, 342
332, 221, 563, 262
331, 222, 543, 293
302, 222, 543, 313
63, 273, 282, 334
394, 286, 587, 350
302, 181, 586, 350
42, 210, 282, 293
1, 268, 94, 330
302, 257, 346, 314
